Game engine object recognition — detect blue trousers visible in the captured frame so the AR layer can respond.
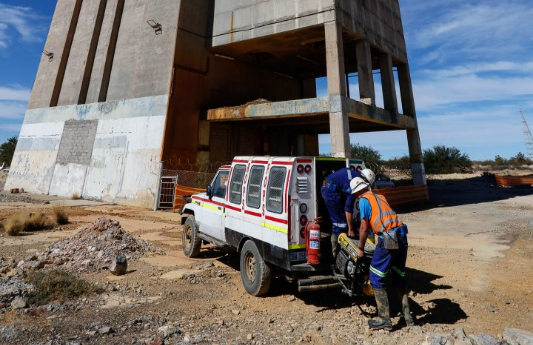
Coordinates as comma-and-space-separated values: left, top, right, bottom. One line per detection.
321, 186, 347, 235
369, 226, 408, 289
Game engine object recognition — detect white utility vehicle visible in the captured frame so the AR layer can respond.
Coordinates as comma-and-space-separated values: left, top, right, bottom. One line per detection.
179, 156, 373, 296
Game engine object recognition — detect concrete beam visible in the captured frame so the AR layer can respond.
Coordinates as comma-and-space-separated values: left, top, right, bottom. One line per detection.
406, 129, 427, 185
397, 62, 416, 117
355, 40, 375, 105
325, 22, 347, 97
325, 21, 350, 158
379, 53, 398, 116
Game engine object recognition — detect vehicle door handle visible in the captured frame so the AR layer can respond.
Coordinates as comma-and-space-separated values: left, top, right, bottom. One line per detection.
218, 207, 222, 210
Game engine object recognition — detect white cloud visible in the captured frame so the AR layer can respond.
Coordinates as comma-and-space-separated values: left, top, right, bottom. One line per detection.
0, 123, 22, 132
0, 101, 26, 119
402, 0, 533, 64
0, 4, 44, 49
0, 85, 31, 102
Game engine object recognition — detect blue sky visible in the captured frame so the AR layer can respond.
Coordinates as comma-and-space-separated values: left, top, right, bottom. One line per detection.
0, 1, 532, 161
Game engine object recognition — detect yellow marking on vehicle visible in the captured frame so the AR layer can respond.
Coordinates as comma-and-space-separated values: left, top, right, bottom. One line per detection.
199, 202, 222, 212
289, 243, 306, 250
261, 222, 288, 234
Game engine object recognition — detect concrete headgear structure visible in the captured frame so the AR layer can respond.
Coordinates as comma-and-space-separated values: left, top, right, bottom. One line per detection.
6, 0, 427, 206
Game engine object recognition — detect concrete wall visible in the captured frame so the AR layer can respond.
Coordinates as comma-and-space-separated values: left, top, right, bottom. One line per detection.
28, 1, 80, 109
6, 95, 167, 205
106, 0, 180, 101
337, 0, 407, 61
212, 0, 336, 46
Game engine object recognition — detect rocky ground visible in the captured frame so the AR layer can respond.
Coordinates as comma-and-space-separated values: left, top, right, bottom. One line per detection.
0, 172, 532, 345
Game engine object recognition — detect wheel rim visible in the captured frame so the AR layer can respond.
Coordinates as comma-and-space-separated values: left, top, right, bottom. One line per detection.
244, 251, 256, 282
183, 225, 192, 249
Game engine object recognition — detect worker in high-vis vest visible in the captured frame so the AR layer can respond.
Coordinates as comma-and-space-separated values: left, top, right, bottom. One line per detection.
321, 166, 361, 258
348, 177, 415, 331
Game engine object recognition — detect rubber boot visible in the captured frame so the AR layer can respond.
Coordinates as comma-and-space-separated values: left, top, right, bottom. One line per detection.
396, 287, 415, 326
368, 288, 392, 331
331, 233, 339, 259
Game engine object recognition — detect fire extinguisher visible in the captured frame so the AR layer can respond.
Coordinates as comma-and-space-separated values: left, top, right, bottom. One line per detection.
306, 217, 321, 265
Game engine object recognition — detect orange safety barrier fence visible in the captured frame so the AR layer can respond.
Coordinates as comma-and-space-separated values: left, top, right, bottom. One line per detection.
376, 185, 430, 209
173, 185, 206, 212
494, 174, 533, 187
174, 184, 430, 213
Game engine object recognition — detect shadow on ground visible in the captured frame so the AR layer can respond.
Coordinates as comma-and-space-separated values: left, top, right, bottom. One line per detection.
398, 174, 533, 212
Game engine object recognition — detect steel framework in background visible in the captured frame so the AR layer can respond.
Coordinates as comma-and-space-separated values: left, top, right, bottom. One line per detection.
520, 109, 533, 160
154, 160, 229, 211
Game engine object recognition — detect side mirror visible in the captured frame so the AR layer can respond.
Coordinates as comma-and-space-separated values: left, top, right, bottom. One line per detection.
207, 185, 213, 199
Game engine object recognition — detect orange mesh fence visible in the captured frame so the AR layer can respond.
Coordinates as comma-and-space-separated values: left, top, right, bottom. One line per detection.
376, 185, 430, 209
494, 174, 533, 187
173, 185, 206, 212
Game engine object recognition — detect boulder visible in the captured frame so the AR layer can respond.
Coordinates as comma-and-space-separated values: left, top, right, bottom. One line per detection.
11, 298, 27, 310
473, 333, 501, 345
109, 256, 127, 276
503, 328, 533, 345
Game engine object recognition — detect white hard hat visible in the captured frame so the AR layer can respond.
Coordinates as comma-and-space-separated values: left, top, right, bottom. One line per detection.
361, 168, 376, 185
350, 177, 369, 194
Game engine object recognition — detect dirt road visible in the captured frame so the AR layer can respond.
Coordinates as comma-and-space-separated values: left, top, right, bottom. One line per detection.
0, 173, 532, 344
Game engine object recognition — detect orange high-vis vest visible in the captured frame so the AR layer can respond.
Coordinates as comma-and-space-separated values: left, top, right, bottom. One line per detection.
361, 191, 403, 234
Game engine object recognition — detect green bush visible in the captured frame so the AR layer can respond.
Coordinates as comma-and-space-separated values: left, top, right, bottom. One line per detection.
423, 145, 472, 174
26, 269, 104, 306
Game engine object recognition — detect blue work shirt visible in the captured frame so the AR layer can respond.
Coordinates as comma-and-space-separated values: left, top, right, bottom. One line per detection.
325, 168, 360, 213
358, 197, 371, 220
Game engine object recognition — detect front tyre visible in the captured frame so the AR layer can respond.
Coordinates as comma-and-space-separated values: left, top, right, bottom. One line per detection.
240, 240, 272, 296
182, 216, 201, 258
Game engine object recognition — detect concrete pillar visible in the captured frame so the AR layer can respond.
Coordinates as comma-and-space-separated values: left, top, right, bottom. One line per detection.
325, 21, 350, 158
355, 40, 375, 105
397, 63, 416, 117
197, 120, 210, 165
407, 129, 427, 185
379, 53, 398, 115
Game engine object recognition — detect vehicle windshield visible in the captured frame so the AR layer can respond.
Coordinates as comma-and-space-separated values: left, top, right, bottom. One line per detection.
212, 170, 230, 199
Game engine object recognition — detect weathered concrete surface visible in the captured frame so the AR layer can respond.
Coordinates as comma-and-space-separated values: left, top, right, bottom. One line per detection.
212, 0, 336, 46
28, 1, 79, 109
57, 0, 103, 106
6, 96, 167, 206
207, 96, 416, 130
106, 0, 180, 101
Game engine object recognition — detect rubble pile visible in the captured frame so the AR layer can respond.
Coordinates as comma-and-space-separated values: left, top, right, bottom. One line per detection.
0, 258, 33, 309
40, 217, 162, 272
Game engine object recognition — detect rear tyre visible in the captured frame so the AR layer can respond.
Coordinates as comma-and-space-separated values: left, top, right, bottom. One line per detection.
182, 216, 201, 258
240, 240, 272, 296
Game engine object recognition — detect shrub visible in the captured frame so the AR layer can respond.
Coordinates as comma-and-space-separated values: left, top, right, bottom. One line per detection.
26, 269, 104, 306
4, 213, 26, 236
423, 145, 472, 174
52, 205, 69, 225
3, 212, 53, 235
350, 143, 382, 167
71, 193, 82, 200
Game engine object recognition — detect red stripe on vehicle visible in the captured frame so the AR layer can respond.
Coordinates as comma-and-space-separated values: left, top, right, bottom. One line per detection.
225, 204, 241, 212
284, 169, 291, 213
296, 159, 312, 163
265, 215, 288, 224
244, 210, 262, 218
233, 159, 248, 163
252, 160, 269, 164
272, 161, 293, 166
192, 196, 226, 208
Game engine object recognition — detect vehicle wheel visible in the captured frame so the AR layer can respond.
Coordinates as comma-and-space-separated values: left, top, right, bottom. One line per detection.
182, 216, 201, 258
240, 240, 272, 296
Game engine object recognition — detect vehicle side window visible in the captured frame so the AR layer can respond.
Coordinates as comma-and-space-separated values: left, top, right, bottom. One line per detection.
246, 165, 265, 209
212, 170, 229, 199
229, 165, 246, 205
266, 167, 286, 214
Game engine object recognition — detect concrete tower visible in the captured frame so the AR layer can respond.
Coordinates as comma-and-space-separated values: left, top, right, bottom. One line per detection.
6, 0, 426, 206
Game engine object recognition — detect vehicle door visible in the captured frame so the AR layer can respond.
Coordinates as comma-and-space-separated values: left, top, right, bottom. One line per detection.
242, 164, 266, 240
224, 164, 247, 238
199, 169, 229, 240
